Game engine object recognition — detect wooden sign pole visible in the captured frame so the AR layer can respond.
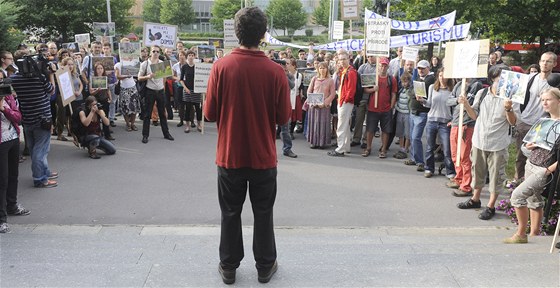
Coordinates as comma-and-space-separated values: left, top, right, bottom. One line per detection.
375, 57, 379, 108
455, 79, 467, 167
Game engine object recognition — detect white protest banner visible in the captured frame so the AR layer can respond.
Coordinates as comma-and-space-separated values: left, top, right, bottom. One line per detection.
143, 22, 178, 49
443, 39, 489, 79
223, 19, 238, 48
365, 9, 456, 31
75, 33, 90, 47
341, 0, 359, 20
194, 63, 213, 93
402, 46, 419, 62
366, 19, 390, 57
92, 22, 116, 37
333, 21, 344, 40
265, 23, 470, 51
55, 67, 76, 107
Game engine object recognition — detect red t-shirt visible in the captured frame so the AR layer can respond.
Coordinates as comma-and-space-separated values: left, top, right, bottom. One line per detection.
204, 48, 291, 169
368, 75, 397, 112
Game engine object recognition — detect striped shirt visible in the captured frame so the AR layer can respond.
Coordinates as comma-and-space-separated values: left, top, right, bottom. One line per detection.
9, 74, 53, 126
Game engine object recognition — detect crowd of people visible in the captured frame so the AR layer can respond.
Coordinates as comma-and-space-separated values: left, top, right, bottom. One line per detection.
0, 19, 559, 267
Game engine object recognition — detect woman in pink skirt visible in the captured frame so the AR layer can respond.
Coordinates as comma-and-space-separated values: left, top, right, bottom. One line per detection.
306, 61, 336, 148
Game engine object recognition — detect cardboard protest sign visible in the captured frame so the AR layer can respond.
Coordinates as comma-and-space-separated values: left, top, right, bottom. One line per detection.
523, 118, 560, 150
92, 76, 107, 89
143, 22, 178, 49
361, 73, 376, 87
118, 42, 141, 76
194, 63, 213, 93
75, 33, 90, 46
92, 22, 115, 37
307, 93, 324, 105
341, 0, 360, 20
92, 56, 115, 72
150, 60, 173, 79
223, 19, 238, 48
443, 39, 490, 79
333, 21, 344, 40
55, 67, 76, 107
366, 19, 390, 57
413, 81, 427, 99
497, 70, 529, 104
402, 46, 419, 62
62, 42, 80, 53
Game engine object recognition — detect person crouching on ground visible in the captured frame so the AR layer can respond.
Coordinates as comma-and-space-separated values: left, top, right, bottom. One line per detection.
79, 96, 116, 159
504, 87, 560, 243
456, 65, 516, 220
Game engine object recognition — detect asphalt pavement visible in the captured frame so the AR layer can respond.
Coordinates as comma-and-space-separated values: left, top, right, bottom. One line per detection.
1, 118, 559, 287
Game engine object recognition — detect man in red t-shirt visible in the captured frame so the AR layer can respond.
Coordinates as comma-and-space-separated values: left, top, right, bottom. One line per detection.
362, 57, 397, 158
204, 7, 290, 285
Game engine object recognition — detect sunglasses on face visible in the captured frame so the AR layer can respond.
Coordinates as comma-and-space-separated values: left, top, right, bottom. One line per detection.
152, 51, 160, 53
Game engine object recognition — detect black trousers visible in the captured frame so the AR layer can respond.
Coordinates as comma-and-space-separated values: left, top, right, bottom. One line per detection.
185, 102, 202, 122
217, 166, 277, 271
0, 139, 19, 223
142, 88, 169, 137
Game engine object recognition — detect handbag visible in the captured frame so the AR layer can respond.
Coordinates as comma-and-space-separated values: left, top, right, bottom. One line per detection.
136, 61, 149, 97
115, 81, 121, 95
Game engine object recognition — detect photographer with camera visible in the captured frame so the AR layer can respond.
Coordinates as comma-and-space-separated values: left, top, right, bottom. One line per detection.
10, 50, 58, 188
78, 96, 116, 159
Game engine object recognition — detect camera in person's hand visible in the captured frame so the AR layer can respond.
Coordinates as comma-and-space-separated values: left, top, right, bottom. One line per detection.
96, 103, 103, 110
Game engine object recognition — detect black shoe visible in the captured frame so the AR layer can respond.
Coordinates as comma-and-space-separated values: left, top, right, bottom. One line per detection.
153, 121, 159, 126
7, 204, 31, 216
110, 121, 116, 127
142, 136, 148, 144
191, 122, 196, 128
478, 207, 496, 220
164, 134, 174, 141
283, 150, 297, 158
457, 198, 481, 209
105, 136, 115, 141
350, 141, 360, 147
555, 242, 560, 249
360, 143, 367, 149
177, 121, 184, 127
258, 261, 278, 283
218, 265, 236, 285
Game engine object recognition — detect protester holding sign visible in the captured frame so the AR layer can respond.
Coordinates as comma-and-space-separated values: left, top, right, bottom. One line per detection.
353, 55, 377, 148
89, 62, 114, 141
306, 61, 336, 149
115, 59, 140, 132
179, 50, 202, 133
138, 45, 174, 143
456, 65, 516, 221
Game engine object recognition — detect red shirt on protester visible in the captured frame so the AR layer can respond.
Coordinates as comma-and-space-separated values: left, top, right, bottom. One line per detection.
338, 67, 357, 106
204, 48, 291, 169
368, 75, 397, 113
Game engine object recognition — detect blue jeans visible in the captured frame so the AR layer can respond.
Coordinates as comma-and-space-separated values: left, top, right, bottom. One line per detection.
108, 83, 117, 120
24, 126, 52, 186
409, 112, 427, 165
84, 134, 117, 155
280, 122, 292, 154
425, 121, 455, 176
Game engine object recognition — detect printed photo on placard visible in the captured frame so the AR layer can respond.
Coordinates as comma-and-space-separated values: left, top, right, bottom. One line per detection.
92, 76, 108, 89
497, 70, 529, 104
74, 33, 90, 46
208, 38, 224, 49
62, 42, 80, 53
92, 56, 115, 72
296, 60, 307, 69
150, 60, 173, 79
144, 22, 178, 49
413, 81, 427, 99
119, 42, 141, 76
361, 73, 376, 87
523, 118, 560, 151
92, 22, 116, 37
197, 45, 215, 60
307, 93, 324, 105
303, 70, 317, 86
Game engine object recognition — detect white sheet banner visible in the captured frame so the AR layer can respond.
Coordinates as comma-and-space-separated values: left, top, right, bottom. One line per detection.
365, 9, 456, 31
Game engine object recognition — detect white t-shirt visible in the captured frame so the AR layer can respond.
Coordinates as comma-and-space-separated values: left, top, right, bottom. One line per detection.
172, 62, 183, 82
138, 59, 164, 91
114, 63, 136, 89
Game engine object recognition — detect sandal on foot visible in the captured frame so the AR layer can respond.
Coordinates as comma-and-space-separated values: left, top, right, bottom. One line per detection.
457, 198, 481, 209
404, 159, 416, 166
503, 234, 528, 244
361, 149, 371, 157
378, 151, 387, 158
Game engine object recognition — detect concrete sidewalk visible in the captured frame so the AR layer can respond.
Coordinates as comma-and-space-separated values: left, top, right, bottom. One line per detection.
1, 224, 558, 287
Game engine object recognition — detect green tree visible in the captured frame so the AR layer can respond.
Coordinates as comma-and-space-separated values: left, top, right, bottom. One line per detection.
10, 0, 133, 42
143, 0, 161, 23
210, 0, 241, 31
0, 0, 25, 52
266, 0, 307, 36
160, 0, 196, 27
312, 0, 329, 28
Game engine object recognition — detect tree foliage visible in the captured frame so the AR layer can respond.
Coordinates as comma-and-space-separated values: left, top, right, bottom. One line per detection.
9, 0, 133, 43
160, 0, 196, 27
312, 0, 330, 27
0, 0, 25, 52
210, 0, 241, 32
143, 0, 161, 23
266, 0, 307, 36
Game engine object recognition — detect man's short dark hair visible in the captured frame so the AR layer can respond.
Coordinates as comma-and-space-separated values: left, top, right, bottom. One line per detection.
186, 50, 196, 57
234, 7, 267, 48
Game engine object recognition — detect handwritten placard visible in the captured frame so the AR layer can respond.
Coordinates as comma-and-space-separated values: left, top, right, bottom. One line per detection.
223, 19, 238, 48
402, 46, 419, 62
194, 63, 213, 93
443, 39, 490, 79
143, 22, 178, 49
366, 19, 391, 57
55, 67, 76, 107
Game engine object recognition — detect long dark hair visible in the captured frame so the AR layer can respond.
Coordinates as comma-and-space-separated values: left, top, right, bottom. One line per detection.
433, 68, 454, 91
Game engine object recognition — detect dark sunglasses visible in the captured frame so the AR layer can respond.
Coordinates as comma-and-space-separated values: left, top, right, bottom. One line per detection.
151, 51, 160, 53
